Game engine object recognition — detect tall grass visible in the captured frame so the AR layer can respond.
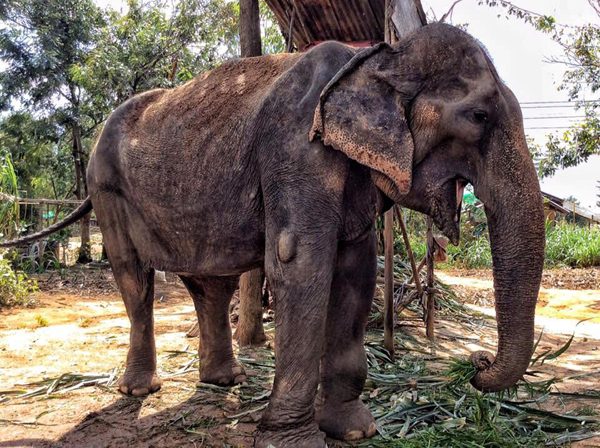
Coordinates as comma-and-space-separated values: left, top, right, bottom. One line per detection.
0, 155, 20, 239
545, 221, 600, 267
446, 221, 600, 269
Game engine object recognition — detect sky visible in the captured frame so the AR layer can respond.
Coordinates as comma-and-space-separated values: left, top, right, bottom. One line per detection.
421, 0, 600, 212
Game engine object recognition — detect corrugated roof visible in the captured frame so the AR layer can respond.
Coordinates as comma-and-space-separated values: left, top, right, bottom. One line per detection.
264, 0, 385, 50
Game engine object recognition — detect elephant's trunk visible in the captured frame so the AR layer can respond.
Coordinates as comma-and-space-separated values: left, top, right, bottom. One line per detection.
470, 122, 545, 392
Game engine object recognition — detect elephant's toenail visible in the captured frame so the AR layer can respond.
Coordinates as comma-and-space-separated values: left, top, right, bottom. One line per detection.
132, 387, 149, 396
367, 422, 377, 437
344, 430, 364, 441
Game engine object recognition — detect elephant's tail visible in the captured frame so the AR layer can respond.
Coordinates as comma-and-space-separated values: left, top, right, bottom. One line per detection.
0, 197, 93, 248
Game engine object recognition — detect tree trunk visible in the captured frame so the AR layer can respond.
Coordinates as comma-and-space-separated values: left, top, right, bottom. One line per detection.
381, 0, 426, 354
236, 267, 267, 346
240, 0, 262, 57
425, 217, 435, 341
390, 0, 426, 39
236, 0, 266, 347
72, 124, 92, 264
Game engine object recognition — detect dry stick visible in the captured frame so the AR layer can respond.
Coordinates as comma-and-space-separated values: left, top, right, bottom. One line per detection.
383, 209, 395, 359
394, 207, 423, 297
425, 217, 435, 341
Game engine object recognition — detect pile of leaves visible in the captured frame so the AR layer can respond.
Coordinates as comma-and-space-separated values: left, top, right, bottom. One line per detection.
370, 255, 475, 328
2, 274, 598, 447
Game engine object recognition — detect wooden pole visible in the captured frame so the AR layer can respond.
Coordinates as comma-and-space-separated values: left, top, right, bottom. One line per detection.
235, 268, 267, 346
381, 0, 427, 355
394, 207, 423, 297
425, 217, 435, 341
236, 0, 267, 347
240, 0, 262, 57
383, 209, 395, 357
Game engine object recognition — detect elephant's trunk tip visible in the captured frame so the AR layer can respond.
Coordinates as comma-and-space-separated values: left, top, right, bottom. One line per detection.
468, 350, 528, 393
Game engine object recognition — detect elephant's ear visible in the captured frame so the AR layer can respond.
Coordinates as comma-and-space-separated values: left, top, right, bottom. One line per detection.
310, 43, 414, 195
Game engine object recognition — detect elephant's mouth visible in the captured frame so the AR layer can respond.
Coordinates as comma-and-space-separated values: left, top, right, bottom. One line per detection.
432, 178, 469, 245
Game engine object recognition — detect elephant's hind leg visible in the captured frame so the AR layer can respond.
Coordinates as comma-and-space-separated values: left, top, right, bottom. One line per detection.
114, 263, 161, 396
95, 197, 161, 396
316, 229, 378, 441
179, 275, 247, 386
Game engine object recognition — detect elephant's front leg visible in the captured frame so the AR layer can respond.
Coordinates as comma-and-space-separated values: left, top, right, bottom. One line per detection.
316, 229, 378, 441
255, 230, 337, 448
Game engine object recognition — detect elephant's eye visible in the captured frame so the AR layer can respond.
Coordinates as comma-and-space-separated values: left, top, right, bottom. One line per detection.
472, 110, 488, 124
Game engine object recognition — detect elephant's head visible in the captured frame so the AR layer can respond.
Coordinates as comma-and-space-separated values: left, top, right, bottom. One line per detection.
310, 23, 545, 392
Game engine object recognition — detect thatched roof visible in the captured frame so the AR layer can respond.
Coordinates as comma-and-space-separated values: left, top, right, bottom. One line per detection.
264, 0, 386, 50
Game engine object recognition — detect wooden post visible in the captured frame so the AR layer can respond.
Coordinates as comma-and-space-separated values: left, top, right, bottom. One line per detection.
425, 217, 435, 341
240, 0, 262, 57
235, 268, 267, 346
236, 0, 267, 347
394, 207, 423, 297
383, 209, 395, 358
381, 0, 427, 355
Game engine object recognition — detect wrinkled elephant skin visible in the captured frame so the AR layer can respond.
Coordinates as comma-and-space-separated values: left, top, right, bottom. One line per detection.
83, 24, 544, 447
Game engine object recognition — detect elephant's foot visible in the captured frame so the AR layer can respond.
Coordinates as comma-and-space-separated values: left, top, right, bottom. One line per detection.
199, 359, 247, 386
117, 370, 162, 396
316, 397, 377, 441
254, 423, 327, 448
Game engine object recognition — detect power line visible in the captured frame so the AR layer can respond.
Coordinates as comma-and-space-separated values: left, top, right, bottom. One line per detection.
520, 104, 591, 109
523, 115, 586, 120
520, 100, 599, 105
526, 126, 573, 130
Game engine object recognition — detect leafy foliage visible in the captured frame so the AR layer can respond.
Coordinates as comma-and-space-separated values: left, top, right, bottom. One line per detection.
73, 0, 241, 118
0, 0, 284, 213
445, 220, 600, 269
545, 220, 600, 267
0, 113, 72, 199
0, 155, 19, 238
0, 255, 37, 307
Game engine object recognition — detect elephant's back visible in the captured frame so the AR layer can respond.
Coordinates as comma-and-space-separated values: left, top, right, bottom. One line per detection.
117, 53, 303, 195
131, 53, 303, 150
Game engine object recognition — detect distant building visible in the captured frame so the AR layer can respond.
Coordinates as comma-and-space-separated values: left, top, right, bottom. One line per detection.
542, 192, 600, 226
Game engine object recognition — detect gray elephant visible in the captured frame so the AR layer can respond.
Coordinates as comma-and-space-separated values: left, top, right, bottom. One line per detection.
1, 23, 545, 447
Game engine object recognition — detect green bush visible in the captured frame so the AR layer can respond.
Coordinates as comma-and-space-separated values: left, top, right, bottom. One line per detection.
448, 236, 493, 269
545, 221, 600, 267
444, 220, 600, 269
0, 255, 38, 307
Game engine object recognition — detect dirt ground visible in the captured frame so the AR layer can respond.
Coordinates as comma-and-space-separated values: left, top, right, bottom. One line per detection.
0, 266, 598, 447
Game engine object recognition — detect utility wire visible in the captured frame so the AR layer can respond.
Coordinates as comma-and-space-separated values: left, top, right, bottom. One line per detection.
520, 104, 594, 109
520, 100, 599, 105
526, 126, 574, 130
523, 115, 586, 119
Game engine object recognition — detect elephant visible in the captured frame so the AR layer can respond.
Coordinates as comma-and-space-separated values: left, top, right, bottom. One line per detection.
1, 23, 545, 447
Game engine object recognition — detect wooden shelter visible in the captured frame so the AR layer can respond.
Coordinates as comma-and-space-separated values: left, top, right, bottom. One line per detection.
543, 191, 600, 226
264, 0, 425, 50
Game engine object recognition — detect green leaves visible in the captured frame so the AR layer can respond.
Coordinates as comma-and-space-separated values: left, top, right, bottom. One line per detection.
0, 255, 38, 307
0, 0, 283, 221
